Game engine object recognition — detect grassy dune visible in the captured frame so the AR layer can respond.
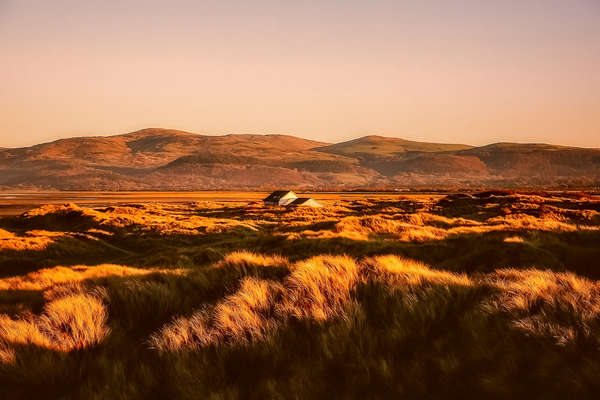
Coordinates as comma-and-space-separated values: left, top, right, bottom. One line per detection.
0, 193, 600, 398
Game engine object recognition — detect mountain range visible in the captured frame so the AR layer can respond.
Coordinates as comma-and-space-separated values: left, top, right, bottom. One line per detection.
1, 128, 598, 190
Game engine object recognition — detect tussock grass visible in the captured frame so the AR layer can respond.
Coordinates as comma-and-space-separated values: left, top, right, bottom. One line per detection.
294, 207, 597, 243
362, 255, 472, 287
150, 255, 358, 350
213, 251, 289, 272
0, 290, 109, 363
150, 277, 281, 350
487, 213, 578, 232
485, 269, 600, 345
1, 194, 600, 398
149, 255, 484, 352
21, 202, 258, 235
333, 215, 447, 241
279, 255, 359, 321
0, 229, 65, 251
4, 250, 600, 397
0, 264, 154, 291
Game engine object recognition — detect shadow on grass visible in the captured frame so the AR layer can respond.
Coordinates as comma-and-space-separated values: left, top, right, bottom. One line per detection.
0, 289, 45, 316
0, 259, 293, 399
0, 236, 125, 278
3, 226, 600, 281
228, 229, 600, 278
155, 281, 600, 399
3, 257, 600, 399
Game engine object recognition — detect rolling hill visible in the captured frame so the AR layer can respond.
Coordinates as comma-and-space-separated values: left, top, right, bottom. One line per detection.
0, 129, 598, 189
315, 135, 472, 158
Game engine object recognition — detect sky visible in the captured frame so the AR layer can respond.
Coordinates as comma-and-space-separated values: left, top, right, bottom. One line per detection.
1, 0, 599, 148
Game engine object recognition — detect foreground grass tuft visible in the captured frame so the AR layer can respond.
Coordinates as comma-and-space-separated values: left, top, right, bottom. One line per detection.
0, 290, 109, 363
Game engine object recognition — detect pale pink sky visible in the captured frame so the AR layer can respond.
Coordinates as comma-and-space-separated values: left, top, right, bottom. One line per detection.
1, 0, 599, 148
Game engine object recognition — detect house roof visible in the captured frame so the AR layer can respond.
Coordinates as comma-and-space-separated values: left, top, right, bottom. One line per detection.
263, 191, 296, 202
288, 197, 322, 206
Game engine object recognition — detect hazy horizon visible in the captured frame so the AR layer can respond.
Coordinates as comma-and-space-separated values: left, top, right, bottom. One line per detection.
2, 0, 599, 148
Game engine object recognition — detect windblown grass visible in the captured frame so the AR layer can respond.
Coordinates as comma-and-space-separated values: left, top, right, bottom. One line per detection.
485, 268, 600, 345
0, 229, 65, 251
362, 255, 472, 287
0, 290, 109, 363
0, 193, 599, 398
213, 251, 289, 272
0, 264, 154, 291
150, 255, 359, 350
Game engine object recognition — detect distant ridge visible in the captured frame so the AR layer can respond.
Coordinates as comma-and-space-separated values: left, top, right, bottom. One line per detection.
315, 135, 472, 157
0, 128, 598, 190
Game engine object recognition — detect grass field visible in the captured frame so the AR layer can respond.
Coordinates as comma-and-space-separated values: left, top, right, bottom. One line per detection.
0, 191, 439, 215
1, 191, 600, 398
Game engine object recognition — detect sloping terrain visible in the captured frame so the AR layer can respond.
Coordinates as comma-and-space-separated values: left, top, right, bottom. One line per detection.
0, 193, 600, 398
0, 129, 599, 189
458, 143, 600, 180
316, 137, 600, 186
314, 134, 472, 156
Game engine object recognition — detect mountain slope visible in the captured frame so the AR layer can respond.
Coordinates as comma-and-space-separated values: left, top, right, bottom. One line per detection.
457, 143, 600, 177
0, 130, 598, 189
0, 129, 377, 190
315, 135, 472, 158
0, 129, 330, 167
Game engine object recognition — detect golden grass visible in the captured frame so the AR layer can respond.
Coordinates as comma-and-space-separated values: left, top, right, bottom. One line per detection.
151, 249, 600, 354
212, 278, 279, 343
291, 210, 598, 242
151, 277, 281, 351
150, 255, 359, 351
0, 264, 155, 291
0, 291, 109, 363
0, 263, 181, 363
213, 251, 289, 271
483, 269, 600, 345
0, 229, 65, 251
17, 196, 599, 245
278, 255, 359, 321
0, 229, 15, 239
362, 255, 472, 287
22, 202, 258, 235
2, 194, 600, 397
333, 215, 447, 241
21, 203, 92, 218
489, 268, 599, 311
487, 213, 578, 232
395, 212, 481, 228
151, 254, 470, 352
503, 236, 525, 243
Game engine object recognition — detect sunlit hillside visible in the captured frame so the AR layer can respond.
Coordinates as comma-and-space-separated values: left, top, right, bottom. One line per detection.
1, 129, 599, 190
1, 192, 600, 398
314, 135, 473, 156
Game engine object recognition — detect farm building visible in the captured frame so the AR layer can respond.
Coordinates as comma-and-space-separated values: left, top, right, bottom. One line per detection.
263, 190, 298, 206
288, 198, 323, 207
263, 191, 322, 207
